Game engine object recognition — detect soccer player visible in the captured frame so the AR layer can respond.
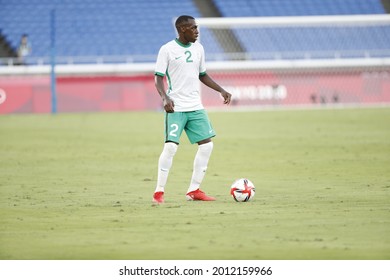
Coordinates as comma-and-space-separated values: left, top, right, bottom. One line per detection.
153, 15, 232, 204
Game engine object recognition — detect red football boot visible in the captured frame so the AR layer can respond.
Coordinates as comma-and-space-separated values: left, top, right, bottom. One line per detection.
186, 189, 215, 201
152, 192, 164, 204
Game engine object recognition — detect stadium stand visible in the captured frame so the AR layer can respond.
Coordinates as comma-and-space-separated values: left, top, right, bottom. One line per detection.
0, 0, 216, 61
212, 0, 390, 60
0, 0, 388, 62
213, 0, 386, 17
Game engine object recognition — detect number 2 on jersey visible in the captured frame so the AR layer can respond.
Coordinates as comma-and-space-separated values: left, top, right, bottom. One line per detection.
185, 51, 193, 63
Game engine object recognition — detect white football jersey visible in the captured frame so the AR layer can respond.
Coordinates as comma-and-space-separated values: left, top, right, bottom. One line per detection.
155, 39, 206, 112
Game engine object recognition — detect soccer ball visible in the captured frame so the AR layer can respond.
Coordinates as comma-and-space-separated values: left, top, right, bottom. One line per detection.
230, 178, 255, 202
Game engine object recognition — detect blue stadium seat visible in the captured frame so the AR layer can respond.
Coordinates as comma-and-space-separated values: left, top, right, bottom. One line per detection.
212, 0, 389, 59
213, 0, 386, 16
0, 0, 223, 61
0, 0, 388, 62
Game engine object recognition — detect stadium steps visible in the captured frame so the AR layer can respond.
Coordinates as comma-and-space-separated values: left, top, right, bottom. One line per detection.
381, 0, 390, 13
0, 31, 16, 58
192, 0, 245, 58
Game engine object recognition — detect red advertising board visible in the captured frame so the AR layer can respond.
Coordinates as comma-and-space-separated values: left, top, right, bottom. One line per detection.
0, 70, 389, 114
0, 75, 161, 114
201, 70, 390, 107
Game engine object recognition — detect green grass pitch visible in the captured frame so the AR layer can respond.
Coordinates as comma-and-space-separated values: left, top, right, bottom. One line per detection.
0, 107, 389, 260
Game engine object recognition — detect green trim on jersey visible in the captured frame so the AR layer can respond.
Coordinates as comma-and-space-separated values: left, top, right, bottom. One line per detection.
199, 71, 206, 76
175, 38, 192, 48
155, 72, 165, 77
166, 70, 172, 92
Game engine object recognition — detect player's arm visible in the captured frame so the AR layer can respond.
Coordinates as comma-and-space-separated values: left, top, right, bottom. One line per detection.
155, 74, 174, 113
199, 73, 232, 105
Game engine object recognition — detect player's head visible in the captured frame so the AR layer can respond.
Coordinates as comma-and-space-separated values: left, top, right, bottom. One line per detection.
175, 15, 199, 43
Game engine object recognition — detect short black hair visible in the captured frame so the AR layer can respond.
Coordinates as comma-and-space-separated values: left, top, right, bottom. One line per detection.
175, 15, 194, 27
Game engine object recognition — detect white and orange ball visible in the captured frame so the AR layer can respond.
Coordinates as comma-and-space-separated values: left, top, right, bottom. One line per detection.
230, 178, 255, 202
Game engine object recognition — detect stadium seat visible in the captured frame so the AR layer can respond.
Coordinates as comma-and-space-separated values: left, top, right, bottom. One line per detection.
0, 0, 388, 62
0, 0, 211, 61
212, 0, 389, 60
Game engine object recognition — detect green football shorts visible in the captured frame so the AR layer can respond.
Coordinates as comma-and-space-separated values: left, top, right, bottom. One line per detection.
164, 110, 216, 144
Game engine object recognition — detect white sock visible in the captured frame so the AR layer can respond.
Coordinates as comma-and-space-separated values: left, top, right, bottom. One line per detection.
155, 142, 178, 193
187, 141, 213, 193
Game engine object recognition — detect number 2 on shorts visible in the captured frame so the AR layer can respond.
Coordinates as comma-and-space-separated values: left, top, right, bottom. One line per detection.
169, 124, 179, 137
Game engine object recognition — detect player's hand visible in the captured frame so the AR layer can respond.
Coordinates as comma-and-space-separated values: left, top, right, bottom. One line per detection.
221, 90, 232, 105
163, 96, 175, 113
